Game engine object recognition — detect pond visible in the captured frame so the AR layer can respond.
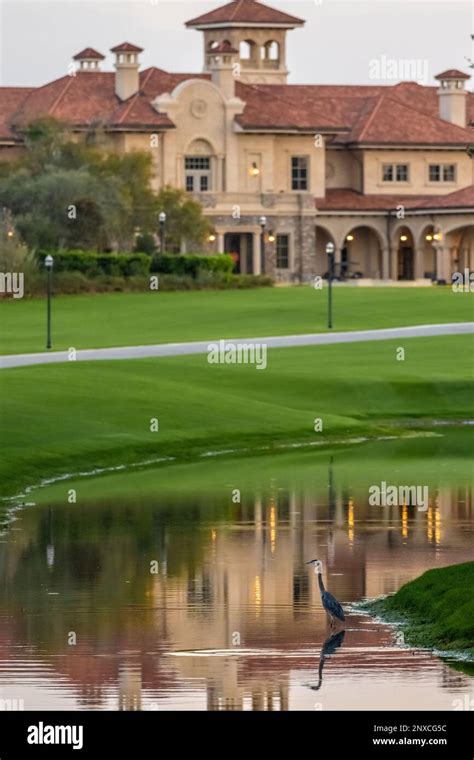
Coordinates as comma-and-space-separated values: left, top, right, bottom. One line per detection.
0, 431, 473, 710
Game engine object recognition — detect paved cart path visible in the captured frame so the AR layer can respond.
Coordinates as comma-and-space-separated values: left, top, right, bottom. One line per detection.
1, 322, 473, 369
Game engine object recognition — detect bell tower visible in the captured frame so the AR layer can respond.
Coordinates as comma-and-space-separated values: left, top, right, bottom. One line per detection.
185, 0, 305, 85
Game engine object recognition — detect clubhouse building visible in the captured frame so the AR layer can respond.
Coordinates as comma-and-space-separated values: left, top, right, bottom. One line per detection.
1, 0, 473, 282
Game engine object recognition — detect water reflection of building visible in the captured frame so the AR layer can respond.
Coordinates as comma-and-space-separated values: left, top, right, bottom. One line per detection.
144, 481, 473, 708
118, 664, 142, 711
0, 476, 472, 711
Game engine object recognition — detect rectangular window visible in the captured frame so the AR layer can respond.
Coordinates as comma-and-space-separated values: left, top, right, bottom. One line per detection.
185, 157, 210, 170
382, 163, 409, 182
276, 234, 289, 269
396, 164, 409, 182
185, 156, 211, 192
429, 164, 456, 182
443, 164, 456, 181
291, 157, 308, 191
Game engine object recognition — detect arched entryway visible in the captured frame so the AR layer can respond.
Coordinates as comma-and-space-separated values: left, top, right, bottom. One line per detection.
394, 226, 416, 280
444, 225, 474, 277
340, 225, 383, 279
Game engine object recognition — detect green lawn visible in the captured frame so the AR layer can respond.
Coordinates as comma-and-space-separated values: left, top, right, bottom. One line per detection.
367, 562, 474, 657
1, 334, 472, 498
1, 286, 473, 355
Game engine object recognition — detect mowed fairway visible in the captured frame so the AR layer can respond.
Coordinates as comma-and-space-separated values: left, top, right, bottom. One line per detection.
1, 335, 473, 497
1, 286, 473, 355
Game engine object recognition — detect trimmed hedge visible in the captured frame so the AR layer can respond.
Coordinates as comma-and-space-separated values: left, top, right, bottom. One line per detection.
151, 253, 235, 277
37, 249, 151, 278
158, 272, 273, 291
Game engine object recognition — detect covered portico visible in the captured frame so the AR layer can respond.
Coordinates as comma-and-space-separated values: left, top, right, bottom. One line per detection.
315, 188, 474, 283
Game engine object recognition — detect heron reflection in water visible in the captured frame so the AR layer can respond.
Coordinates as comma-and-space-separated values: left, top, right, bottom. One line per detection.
306, 630, 346, 691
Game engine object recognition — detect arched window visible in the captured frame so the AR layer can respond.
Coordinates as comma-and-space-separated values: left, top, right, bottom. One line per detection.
239, 39, 256, 66
261, 40, 280, 64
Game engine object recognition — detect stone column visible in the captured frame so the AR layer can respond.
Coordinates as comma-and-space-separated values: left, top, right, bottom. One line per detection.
334, 247, 342, 278
381, 247, 390, 280
435, 246, 445, 282
299, 216, 317, 281
390, 245, 398, 281
217, 232, 225, 254
252, 231, 261, 275
216, 154, 225, 192
414, 247, 425, 279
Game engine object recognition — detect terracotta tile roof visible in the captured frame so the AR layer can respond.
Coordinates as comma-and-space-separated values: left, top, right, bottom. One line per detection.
435, 69, 470, 80
388, 81, 474, 126
186, 0, 304, 27
316, 187, 474, 212
0, 87, 35, 140
73, 48, 105, 60
8, 69, 207, 130
110, 42, 143, 53
316, 189, 425, 211
235, 82, 363, 130
1, 65, 472, 143
336, 92, 473, 145
416, 185, 474, 209
235, 81, 473, 144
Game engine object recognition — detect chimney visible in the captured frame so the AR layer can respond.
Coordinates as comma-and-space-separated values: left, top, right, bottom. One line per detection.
434, 69, 469, 127
73, 47, 105, 72
111, 42, 143, 101
208, 40, 238, 98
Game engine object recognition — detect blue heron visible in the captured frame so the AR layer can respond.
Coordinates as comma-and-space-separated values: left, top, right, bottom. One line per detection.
306, 559, 345, 627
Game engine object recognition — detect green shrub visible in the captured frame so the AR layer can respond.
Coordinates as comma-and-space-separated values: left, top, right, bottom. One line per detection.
11, 258, 272, 296
151, 253, 234, 277
157, 272, 273, 291
36, 250, 151, 278
157, 274, 196, 291
54, 271, 91, 294
231, 274, 273, 289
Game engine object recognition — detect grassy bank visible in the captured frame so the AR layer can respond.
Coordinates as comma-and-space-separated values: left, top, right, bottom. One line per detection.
1, 286, 472, 355
367, 562, 474, 657
30, 428, 474, 506
1, 334, 473, 499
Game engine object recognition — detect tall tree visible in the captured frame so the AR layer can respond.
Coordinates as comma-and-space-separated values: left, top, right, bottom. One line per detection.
0, 117, 160, 251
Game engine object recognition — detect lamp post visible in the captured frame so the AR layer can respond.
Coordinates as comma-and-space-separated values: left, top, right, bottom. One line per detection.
159, 211, 166, 253
45, 254, 54, 349
326, 241, 335, 329
259, 215, 267, 274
